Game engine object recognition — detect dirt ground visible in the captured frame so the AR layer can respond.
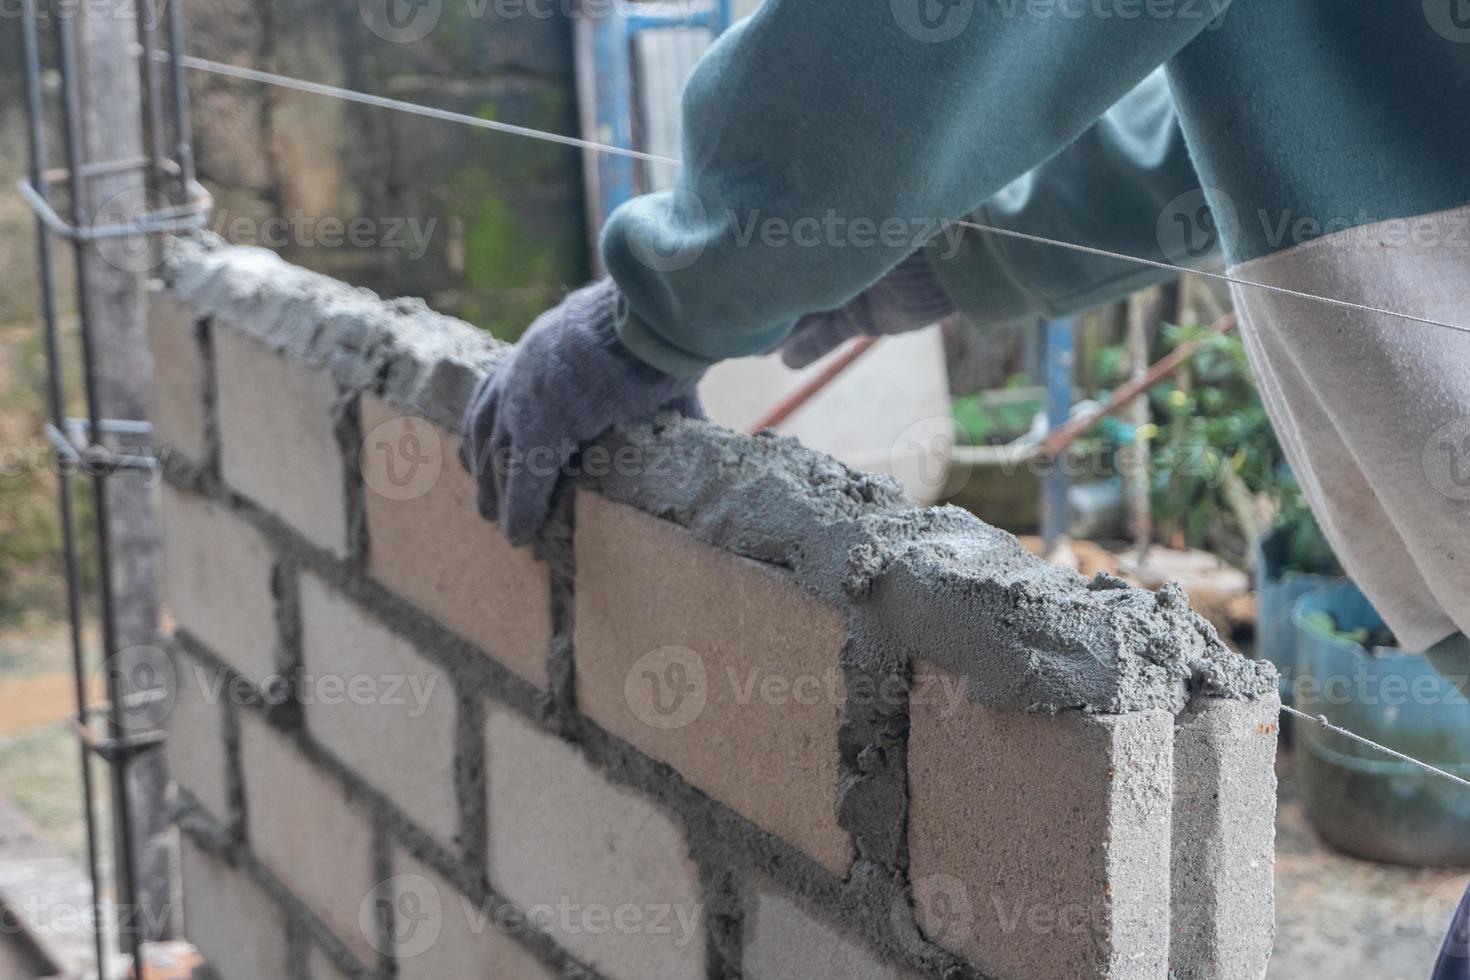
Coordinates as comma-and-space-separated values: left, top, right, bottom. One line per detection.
1270, 753, 1469, 980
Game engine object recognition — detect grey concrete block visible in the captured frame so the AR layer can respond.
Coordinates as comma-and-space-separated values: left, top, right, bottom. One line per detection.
238, 710, 378, 966
298, 570, 459, 848
147, 287, 209, 462
388, 848, 556, 980
214, 323, 349, 554
160, 483, 278, 685
908, 661, 1175, 980
165, 649, 231, 821
485, 703, 705, 980
743, 878, 922, 980
179, 835, 289, 980
1170, 694, 1279, 980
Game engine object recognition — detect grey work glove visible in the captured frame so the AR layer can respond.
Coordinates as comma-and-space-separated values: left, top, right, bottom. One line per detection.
459, 278, 703, 545
778, 250, 956, 369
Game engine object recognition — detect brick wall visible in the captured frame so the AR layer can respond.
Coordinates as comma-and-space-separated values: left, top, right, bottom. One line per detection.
152, 236, 1280, 980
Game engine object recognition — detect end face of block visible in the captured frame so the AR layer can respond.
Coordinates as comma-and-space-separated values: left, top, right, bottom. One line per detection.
148, 288, 210, 462
907, 662, 1174, 980
1170, 694, 1279, 980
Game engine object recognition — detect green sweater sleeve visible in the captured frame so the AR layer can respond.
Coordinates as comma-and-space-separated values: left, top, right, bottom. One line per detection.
932, 68, 1217, 330
600, 0, 1231, 376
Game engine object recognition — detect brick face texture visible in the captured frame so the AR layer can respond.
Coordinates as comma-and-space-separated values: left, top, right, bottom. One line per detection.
743, 880, 923, 980
359, 393, 553, 686
390, 848, 558, 980
213, 323, 349, 554
298, 570, 460, 847
160, 483, 278, 684
164, 651, 231, 821
575, 492, 851, 873
486, 703, 706, 979
179, 837, 288, 980
155, 244, 1279, 980
238, 710, 380, 966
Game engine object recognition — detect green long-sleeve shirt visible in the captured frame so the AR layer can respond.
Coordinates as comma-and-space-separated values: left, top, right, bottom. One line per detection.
603, 0, 1470, 372
598, 0, 1470, 660
603, 0, 1229, 374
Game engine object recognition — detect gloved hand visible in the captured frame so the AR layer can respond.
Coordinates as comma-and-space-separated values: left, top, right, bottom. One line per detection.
777, 250, 956, 369
459, 278, 703, 545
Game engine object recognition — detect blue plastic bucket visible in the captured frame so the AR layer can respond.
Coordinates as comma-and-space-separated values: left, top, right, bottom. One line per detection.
1292, 582, 1470, 866
1253, 526, 1338, 705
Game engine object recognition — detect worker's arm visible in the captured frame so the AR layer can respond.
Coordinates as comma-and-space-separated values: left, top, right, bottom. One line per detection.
464, 0, 1233, 541
777, 68, 1211, 368
603, 1, 1232, 375
931, 66, 1215, 328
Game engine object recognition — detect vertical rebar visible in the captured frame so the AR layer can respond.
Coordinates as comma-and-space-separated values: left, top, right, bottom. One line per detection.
55, 7, 145, 971
19, 1, 111, 976
165, 0, 195, 187
136, 0, 168, 193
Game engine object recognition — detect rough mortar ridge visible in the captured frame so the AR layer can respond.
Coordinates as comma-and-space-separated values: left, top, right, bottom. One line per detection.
164, 237, 1274, 714
163, 234, 504, 432
592, 420, 1275, 714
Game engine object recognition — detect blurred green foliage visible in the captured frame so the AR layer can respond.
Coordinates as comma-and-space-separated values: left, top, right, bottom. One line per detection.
0, 326, 94, 626
951, 374, 1042, 445
1024, 315, 1342, 572
1299, 609, 1397, 651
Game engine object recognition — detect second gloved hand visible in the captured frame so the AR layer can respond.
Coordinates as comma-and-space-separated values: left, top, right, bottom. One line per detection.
777, 249, 956, 369
459, 278, 703, 545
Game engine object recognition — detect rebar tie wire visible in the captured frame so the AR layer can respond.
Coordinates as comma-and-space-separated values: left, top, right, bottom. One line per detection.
154, 49, 1470, 793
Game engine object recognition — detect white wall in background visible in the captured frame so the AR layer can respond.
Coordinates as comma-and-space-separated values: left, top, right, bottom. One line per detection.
700, 328, 954, 504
